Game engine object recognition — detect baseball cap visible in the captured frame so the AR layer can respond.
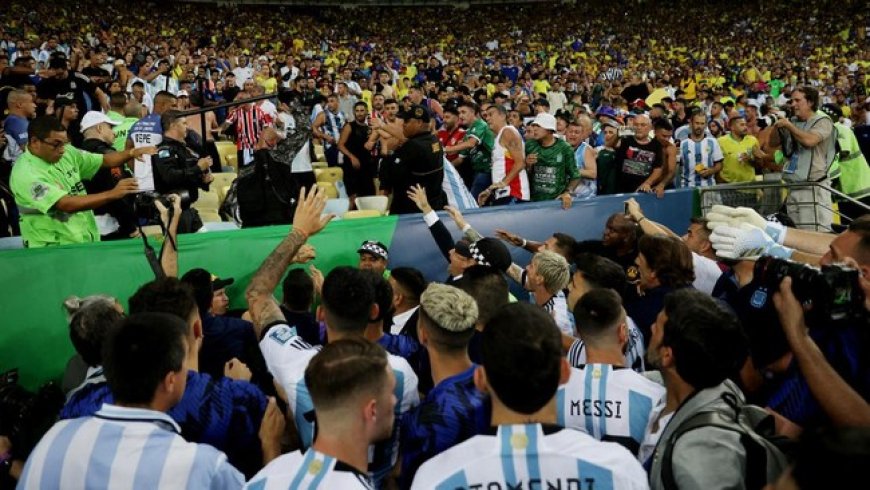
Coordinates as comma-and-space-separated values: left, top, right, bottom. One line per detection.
596, 106, 617, 119
80, 111, 120, 132
466, 237, 512, 272
397, 104, 431, 123
181, 267, 235, 292
357, 240, 389, 261
177, 90, 189, 98
48, 53, 68, 70
530, 112, 557, 132
746, 99, 762, 110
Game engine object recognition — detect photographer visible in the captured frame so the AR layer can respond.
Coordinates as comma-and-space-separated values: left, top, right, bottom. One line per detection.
152, 110, 214, 233
769, 86, 837, 231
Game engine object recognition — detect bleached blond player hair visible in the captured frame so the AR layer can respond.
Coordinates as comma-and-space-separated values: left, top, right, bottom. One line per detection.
533, 250, 570, 294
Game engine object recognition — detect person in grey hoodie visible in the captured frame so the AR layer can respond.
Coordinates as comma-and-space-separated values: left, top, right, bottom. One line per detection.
646, 288, 752, 490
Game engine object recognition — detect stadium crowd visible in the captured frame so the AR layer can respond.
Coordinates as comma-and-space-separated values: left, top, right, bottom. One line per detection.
1, 0, 870, 489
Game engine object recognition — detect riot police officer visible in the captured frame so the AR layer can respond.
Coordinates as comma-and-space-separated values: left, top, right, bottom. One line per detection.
385, 104, 447, 214
152, 110, 213, 232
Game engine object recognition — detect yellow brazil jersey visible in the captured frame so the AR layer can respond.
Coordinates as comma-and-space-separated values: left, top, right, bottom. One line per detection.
718, 134, 759, 183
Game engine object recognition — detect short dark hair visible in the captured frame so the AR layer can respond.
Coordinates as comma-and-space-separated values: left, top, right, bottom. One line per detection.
457, 100, 479, 114
153, 90, 177, 106
282, 269, 314, 311
654, 118, 673, 131
662, 289, 749, 389
638, 235, 695, 287
572, 253, 627, 297
551, 232, 577, 258
689, 216, 712, 240
160, 110, 185, 133
353, 101, 368, 110
794, 85, 820, 111
305, 337, 388, 413
65, 296, 123, 367
455, 265, 508, 326
321, 266, 375, 333
483, 303, 562, 414
109, 92, 127, 109
573, 288, 623, 344
131, 81, 145, 89
389, 267, 426, 306
103, 313, 188, 405
363, 271, 393, 323
847, 215, 870, 265
383, 98, 398, 106
487, 104, 507, 117
27, 115, 66, 142
128, 277, 198, 326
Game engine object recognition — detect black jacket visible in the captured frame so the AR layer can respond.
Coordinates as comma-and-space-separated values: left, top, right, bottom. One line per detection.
152, 137, 209, 206
79, 138, 137, 238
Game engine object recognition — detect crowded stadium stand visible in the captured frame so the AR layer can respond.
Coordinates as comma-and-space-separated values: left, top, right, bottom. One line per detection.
1, 0, 869, 488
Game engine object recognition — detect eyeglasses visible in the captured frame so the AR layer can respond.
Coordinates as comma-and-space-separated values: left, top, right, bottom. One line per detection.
39, 138, 68, 150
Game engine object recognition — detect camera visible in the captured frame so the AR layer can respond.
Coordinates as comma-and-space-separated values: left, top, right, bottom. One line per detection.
757, 112, 783, 130
133, 191, 191, 221
0, 370, 63, 464
754, 256, 865, 323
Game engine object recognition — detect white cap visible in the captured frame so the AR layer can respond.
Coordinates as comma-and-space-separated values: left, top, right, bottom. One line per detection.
177, 90, 189, 97
530, 112, 557, 131
80, 111, 119, 132
746, 99, 761, 109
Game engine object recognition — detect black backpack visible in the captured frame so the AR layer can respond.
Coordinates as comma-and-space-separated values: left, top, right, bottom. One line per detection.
661, 392, 792, 490
235, 149, 298, 228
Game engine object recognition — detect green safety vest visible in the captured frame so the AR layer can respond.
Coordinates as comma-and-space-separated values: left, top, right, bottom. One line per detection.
830, 122, 870, 200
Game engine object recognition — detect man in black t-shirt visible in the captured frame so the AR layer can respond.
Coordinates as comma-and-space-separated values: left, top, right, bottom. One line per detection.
80, 49, 111, 92
37, 54, 107, 119
614, 114, 663, 193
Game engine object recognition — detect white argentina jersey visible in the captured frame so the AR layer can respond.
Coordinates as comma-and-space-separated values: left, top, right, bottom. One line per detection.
567, 316, 646, 372
679, 137, 723, 188
245, 448, 374, 490
260, 324, 418, 486
411, 423, 649, 490
556, 365, 665, 458
18, 404, 243, 489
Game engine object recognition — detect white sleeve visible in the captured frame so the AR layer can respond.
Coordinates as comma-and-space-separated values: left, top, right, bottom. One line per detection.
259, 324, 315, 392
711, 138, 724, 163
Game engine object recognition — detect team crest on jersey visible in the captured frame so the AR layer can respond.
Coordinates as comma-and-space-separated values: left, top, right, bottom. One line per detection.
158, 149, 171, 158
592, 368, 602, 379
31, 182, 49, 200
750, 288, 768, 309
308, 459, 324, 475
268, 326, 296, 345
626, 265, 640, 283
431, 142, 441, 153
510, 433, 528, 450
556, 154, 563, 163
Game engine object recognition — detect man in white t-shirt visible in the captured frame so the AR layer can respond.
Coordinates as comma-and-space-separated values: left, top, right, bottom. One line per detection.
412, 302, 648, 489
557, 289, 665, 459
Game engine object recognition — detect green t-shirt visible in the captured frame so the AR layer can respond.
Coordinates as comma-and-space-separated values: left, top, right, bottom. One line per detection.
769, 79, 785, 98
106, 111, 124, 123
526, 138, 580, 201
113, 116, 139, 151
596, 147, 619, 195
10, 146, 103, 248
462, 118, 494, 173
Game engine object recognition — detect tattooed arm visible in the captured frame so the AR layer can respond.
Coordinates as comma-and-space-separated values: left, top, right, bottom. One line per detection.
246, 186, 334, 338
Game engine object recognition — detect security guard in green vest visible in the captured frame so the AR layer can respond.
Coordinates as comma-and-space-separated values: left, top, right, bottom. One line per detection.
821, 104, 870, 219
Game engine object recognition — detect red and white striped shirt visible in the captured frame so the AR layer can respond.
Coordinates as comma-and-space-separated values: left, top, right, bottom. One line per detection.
225, 104, 273, 150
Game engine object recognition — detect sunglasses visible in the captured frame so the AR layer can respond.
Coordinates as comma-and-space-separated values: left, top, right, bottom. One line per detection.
40, 138, 68, 150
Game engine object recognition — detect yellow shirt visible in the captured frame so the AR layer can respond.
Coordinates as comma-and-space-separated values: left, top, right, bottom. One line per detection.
718, 134, 759, 183
532, 79, 550, 96
361, 89, 373, 110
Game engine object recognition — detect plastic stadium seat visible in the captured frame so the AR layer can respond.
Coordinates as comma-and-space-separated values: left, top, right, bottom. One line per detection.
316, 182, 339, 199
315, 167, 344, 184
215, 141, 236, 166
311, 161, 328, 169
210, 173, 237, 204
199, 210, 223, 223
192, 190, 221, 215
355, 196, 388, 215
323, 198, 350, 217
343, 209, 382, 219
224, 153, 238, 171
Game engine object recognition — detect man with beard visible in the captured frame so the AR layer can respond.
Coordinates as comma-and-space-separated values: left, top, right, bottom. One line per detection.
679, 111, 723, 188
338, 101, 376, 201
718, 115, 764, 185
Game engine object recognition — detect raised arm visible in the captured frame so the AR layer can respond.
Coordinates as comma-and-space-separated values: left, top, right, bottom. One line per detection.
245, 187, 334, 337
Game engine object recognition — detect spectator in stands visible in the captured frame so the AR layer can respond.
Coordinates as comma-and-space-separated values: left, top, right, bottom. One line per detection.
311, 93, 346, 167
19, 313, 246, 489
718, 115, 765, 185
614, 114, 663, 194
400, 283, 489, 487
10, 116, 151, 248
444, 101, 493, 199
652, 119, 676, 197
337, 101, 377, 201
679, 111, 724, 188
78, 111, 138, 239
595, 120, 621, 195
566, 116, 598, 200
411, 302, 647, 489
648, 289, 755, 490
478, 103, 529, 206
3, 89, 36, 154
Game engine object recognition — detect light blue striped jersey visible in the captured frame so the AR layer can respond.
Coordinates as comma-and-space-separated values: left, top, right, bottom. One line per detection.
442, 157, 478, 211
567, 316, 646, 372
17, 404, 243, 490
572, 142, 598, 199
556, 365, 666, 459
245, 448, 373, 490
259, 324, 418, 487
410, 424, 649, 490
679, 137, 724, 188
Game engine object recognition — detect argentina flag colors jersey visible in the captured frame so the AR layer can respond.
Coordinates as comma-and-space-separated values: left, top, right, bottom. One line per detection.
411, 424, 649, 490
556, 365, 665, 458
245, 448, 374, 490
